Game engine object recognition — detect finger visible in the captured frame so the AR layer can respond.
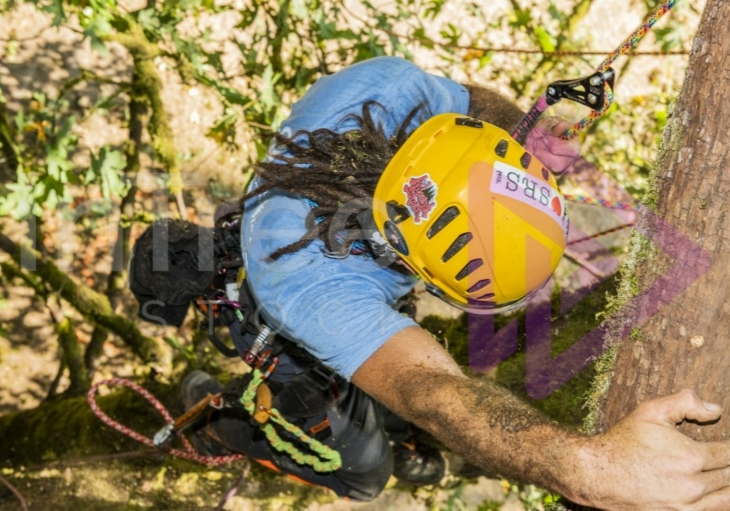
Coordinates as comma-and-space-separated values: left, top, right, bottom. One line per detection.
549, 122, 580, 153
700, 465, 730, 495
641, 389, 722, 426
702, 441, 730, 471
535, 115, 562, 131
548, 120, 572, 136
526, 131, 578, 159
695, 483, 730, 510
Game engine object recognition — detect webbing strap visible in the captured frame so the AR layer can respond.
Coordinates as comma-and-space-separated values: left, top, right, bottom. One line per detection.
240, 369, 342, 472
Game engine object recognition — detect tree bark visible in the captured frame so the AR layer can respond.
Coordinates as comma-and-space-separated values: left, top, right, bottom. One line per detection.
594, 0, 730, 439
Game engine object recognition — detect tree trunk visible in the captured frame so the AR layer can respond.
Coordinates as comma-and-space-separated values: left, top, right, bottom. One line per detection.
594, 0, 730, 439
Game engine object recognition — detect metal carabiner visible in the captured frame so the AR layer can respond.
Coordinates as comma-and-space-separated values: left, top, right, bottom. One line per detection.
545, 68, 615, 111
511, 67, 615, 144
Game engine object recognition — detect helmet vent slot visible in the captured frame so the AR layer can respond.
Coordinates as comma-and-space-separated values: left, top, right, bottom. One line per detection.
495, 139, 508, 158
455, 258, 484, 281
467, 279, 491, 293
455, 117, 484, 128
386, 201, 411, 224
427, 206, 460, 239
442, 232, 473, 262
520, 152, 532, 169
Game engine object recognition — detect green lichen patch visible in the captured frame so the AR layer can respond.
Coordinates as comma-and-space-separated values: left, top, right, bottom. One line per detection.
0, 380, 178, 467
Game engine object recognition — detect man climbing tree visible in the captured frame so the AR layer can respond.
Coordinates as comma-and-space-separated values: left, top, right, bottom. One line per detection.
3, 0, 726, 508
131, 45, 730, 508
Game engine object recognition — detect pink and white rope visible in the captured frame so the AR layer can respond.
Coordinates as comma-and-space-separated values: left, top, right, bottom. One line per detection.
87, 378, 246, 466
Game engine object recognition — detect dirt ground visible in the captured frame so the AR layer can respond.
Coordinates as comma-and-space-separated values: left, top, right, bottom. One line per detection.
0, 0, 702, 509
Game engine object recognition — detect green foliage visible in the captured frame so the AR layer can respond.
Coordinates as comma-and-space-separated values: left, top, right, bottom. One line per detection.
1, 0, 692, 222
0, 0, 694, 396
162, 334, 199, 368
420, 313, 469, 367
498, 276, 622, 429
86, 146, 129, 200
0, 0, 700, 505
581, 91, 677, 199
0, 92, 79, 218
0, 0, 16, 12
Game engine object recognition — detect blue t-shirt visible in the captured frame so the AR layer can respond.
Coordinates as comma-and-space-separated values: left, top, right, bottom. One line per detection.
242, 57, 469, 379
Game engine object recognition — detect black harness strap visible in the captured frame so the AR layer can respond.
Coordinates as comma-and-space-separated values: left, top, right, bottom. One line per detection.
199, 199, 343, 422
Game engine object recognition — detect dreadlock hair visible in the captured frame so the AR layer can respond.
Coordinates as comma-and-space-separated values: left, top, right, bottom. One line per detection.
242, 100, 428, 261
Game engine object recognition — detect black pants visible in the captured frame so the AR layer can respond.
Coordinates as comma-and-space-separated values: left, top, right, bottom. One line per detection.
206, 378, 404, 501
200, 321, 415, 501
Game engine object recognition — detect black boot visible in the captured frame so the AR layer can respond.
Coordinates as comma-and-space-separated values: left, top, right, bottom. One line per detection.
391, 438, 446, 486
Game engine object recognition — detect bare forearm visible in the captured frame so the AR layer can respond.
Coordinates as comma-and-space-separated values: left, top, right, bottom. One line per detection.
354, 327, 588, 499
391, 369, 588, 499
356, 329, 730, 509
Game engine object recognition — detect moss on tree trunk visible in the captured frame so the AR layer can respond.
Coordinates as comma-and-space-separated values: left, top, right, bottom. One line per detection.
0, 381, 177, 467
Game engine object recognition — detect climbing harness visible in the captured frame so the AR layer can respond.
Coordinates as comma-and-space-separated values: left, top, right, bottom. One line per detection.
93, 198, 345, 484
88, 199, 347, 505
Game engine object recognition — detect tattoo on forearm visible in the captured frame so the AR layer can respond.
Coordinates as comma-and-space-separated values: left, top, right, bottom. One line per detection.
464, 379, 552, 434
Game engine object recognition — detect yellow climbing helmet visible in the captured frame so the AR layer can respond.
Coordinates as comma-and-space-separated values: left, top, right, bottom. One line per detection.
372, 113, 568, 314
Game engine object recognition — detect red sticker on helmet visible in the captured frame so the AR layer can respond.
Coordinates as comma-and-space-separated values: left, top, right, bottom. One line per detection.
402, 174, 438, 225
551, 196, 563, 217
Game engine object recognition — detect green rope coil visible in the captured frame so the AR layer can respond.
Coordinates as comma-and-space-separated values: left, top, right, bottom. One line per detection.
240, 369, 342, 472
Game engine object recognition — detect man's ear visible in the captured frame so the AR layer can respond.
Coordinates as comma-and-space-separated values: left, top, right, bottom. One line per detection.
463, 84, 525, 131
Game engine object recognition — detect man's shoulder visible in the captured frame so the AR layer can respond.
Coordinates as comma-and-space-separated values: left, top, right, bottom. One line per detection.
284, 57, 467, 136
342, 56, 420, 75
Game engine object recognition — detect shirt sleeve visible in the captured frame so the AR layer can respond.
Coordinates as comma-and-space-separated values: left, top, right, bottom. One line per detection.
242, 191, 417, 380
